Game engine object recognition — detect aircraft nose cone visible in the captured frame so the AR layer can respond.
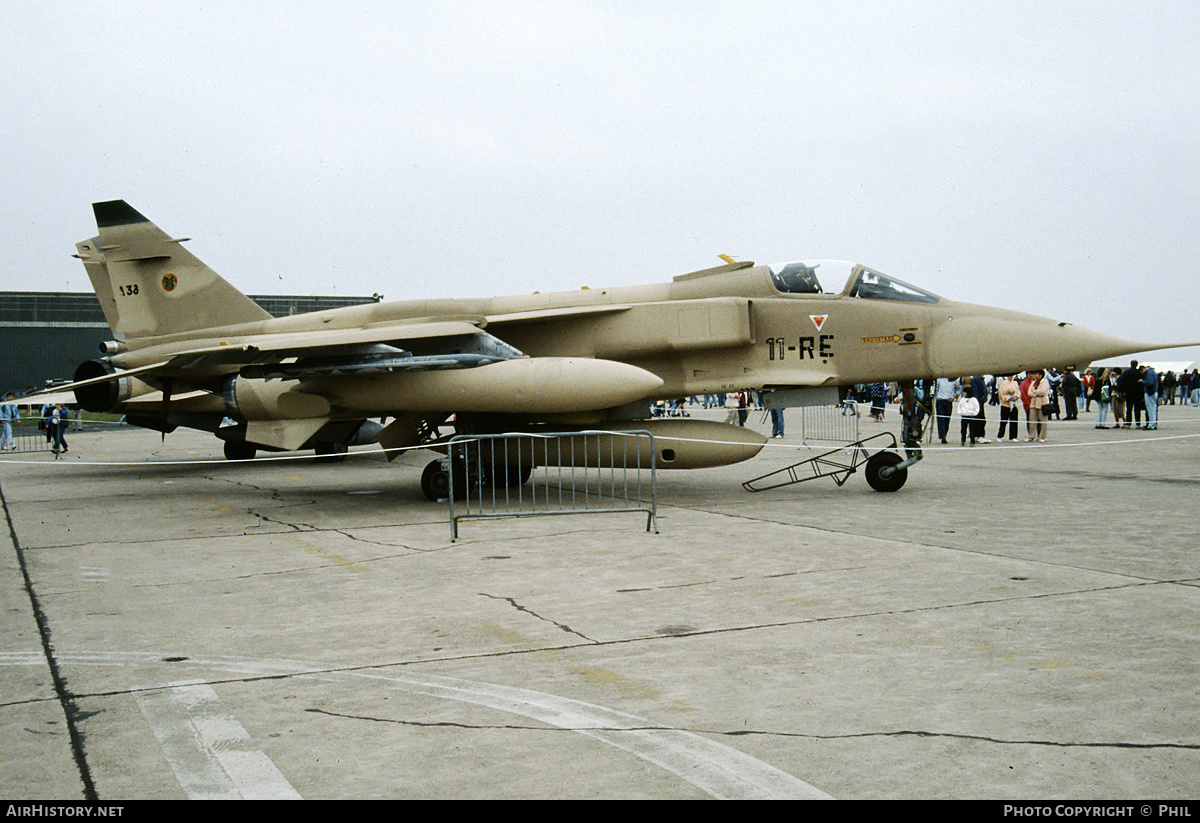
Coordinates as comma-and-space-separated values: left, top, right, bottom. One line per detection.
927, 306, 1155, 376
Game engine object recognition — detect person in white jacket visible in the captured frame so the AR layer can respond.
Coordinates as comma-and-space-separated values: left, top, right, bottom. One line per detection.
958, 387, 982, 446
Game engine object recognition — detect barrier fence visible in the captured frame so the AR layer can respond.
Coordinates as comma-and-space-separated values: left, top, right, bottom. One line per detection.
446, 430, 658, 541
0, 417, 127, 454
792, 404, 862, 444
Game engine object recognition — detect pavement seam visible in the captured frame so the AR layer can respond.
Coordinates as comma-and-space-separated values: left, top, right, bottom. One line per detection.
0, 481, 97, 800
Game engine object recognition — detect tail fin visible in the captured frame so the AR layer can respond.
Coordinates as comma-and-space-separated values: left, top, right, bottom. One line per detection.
75, 200, 271, 339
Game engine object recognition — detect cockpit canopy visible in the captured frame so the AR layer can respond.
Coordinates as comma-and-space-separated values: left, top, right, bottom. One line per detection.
768, 261, 825, 294
769, 260, 942, 304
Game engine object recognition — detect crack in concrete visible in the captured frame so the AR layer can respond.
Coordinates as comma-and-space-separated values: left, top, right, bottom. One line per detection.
247, 511, 311, 532
326, 527, 434, 552
722, 727, 1200, 750
203, 474, 317, 533
306, 707, 554, 730
479, 592, 599, 643
203, 473, 449, 550
204, 473, 459, 552
303, 708, 1200, 750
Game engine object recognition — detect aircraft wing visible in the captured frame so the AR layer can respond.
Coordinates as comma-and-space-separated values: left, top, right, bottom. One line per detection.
124, 319, 493, 366
69, 320, 527, 397
10, 390, 80, 407
238, 350, 511, 380
209, 319, 492, 357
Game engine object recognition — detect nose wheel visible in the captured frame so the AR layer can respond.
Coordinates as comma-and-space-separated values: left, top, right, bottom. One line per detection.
864, 450, 907, 492
743, 381, 924, 494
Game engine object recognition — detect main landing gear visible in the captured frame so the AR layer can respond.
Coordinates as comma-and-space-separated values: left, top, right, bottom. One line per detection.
420, 459, 462, 501
223, 440, 257, 461
314, 441, 348, 463
420, 454, 534, 502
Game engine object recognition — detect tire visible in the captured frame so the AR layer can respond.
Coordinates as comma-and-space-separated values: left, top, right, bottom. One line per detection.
314, 441, 348, 463
864, 451, 907, 492
421, 459, 467, 501
223, 440, 257, 461
486, 457, 532, 488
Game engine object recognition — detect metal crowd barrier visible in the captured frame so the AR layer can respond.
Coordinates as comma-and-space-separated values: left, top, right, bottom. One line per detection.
795, 404, 862, 444
4, 429, 53, 453
446, 430, 658, 541
1, 416, 127, 454
2, 417, 56, 454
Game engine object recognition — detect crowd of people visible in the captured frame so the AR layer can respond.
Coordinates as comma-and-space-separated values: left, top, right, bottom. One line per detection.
661, 364, 1194, 447
924, 361, 1188, 445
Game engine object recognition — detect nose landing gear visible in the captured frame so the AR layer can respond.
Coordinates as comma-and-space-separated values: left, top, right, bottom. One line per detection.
742, 380, 925, 494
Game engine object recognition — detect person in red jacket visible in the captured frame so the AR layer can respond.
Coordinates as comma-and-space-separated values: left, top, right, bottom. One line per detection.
1019, 372, 1034, 440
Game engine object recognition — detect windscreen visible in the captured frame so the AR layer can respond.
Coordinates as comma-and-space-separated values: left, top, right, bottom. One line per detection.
847, 267, 941, 303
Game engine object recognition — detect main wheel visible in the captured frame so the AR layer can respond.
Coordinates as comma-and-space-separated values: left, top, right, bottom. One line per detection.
421, 459, 467, 501
864, 451, 907, 492
223, 440, 257, 461
314, 441, 348, 463
485, 457, 533, 488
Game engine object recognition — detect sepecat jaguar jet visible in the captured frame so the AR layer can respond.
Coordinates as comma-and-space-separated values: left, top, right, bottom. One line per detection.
62, 200, 1180, 496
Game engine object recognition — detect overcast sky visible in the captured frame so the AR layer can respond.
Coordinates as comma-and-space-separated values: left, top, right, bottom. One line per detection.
3, 1, 1197, 364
